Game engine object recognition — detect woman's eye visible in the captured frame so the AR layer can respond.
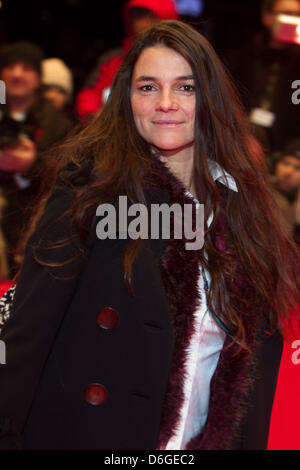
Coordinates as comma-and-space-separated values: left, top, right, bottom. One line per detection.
179, 84, 195, 92
139, 85, 156, 92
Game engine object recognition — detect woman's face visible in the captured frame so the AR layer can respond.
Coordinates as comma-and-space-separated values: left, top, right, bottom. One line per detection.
130, 45, 196, 158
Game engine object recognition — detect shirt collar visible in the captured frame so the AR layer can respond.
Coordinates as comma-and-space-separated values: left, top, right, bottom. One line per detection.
207, 158, 238, 193
185, 159, 238, 202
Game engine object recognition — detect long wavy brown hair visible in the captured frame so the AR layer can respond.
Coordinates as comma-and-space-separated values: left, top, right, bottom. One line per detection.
25, 20, 300, 347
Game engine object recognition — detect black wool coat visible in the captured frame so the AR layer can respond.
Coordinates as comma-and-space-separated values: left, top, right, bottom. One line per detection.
0, 157, 283, 450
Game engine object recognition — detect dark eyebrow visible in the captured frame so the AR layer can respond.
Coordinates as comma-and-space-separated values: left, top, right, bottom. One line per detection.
135, 75, 194, 82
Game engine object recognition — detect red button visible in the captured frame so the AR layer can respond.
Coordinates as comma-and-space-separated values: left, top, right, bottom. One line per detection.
84, 384, 108, 406
96, 307, 119, 329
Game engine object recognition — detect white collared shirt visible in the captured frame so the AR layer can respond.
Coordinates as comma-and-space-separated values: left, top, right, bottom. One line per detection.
165, 160, 238, 450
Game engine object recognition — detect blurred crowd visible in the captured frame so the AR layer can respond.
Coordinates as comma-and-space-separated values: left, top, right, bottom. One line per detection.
0, 0, 299, 281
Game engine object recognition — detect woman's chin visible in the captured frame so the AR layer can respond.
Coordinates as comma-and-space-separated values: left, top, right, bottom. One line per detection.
151, 142, 194, 157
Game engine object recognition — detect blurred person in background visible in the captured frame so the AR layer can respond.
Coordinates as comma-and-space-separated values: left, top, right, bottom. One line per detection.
41, 58, 74, 118
226, 0, 300, 155
0, 41, 73, 278
271, 138, 300, 244
76, 0, 178, 120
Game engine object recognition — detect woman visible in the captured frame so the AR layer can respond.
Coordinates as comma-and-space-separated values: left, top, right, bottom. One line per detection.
0, 20, 299, 450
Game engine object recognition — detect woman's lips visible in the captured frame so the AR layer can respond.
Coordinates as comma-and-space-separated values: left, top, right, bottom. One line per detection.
152, 120, 184, 126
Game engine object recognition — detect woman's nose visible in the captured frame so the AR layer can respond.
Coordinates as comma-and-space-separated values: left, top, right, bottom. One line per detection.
155, 89, 178, 112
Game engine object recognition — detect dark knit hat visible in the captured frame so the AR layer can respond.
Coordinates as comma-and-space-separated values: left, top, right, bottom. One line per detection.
283, 139, 300, 160
0, 41, 44, 75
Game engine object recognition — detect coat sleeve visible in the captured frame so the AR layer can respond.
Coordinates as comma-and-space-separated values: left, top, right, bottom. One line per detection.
0, 180, 90, 449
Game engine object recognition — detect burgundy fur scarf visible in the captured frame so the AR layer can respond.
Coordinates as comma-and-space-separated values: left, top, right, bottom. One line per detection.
145, 155, 266, 450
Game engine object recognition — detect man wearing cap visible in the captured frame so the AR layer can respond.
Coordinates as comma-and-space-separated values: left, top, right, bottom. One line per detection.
76, 0, 178, 119
271, 138, 300, 245
225, 0, 300, 154
42, 58, 74, 117
0, 41, 73, 278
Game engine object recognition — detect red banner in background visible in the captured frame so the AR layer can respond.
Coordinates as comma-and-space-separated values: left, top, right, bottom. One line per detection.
267, 304, 300, 450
